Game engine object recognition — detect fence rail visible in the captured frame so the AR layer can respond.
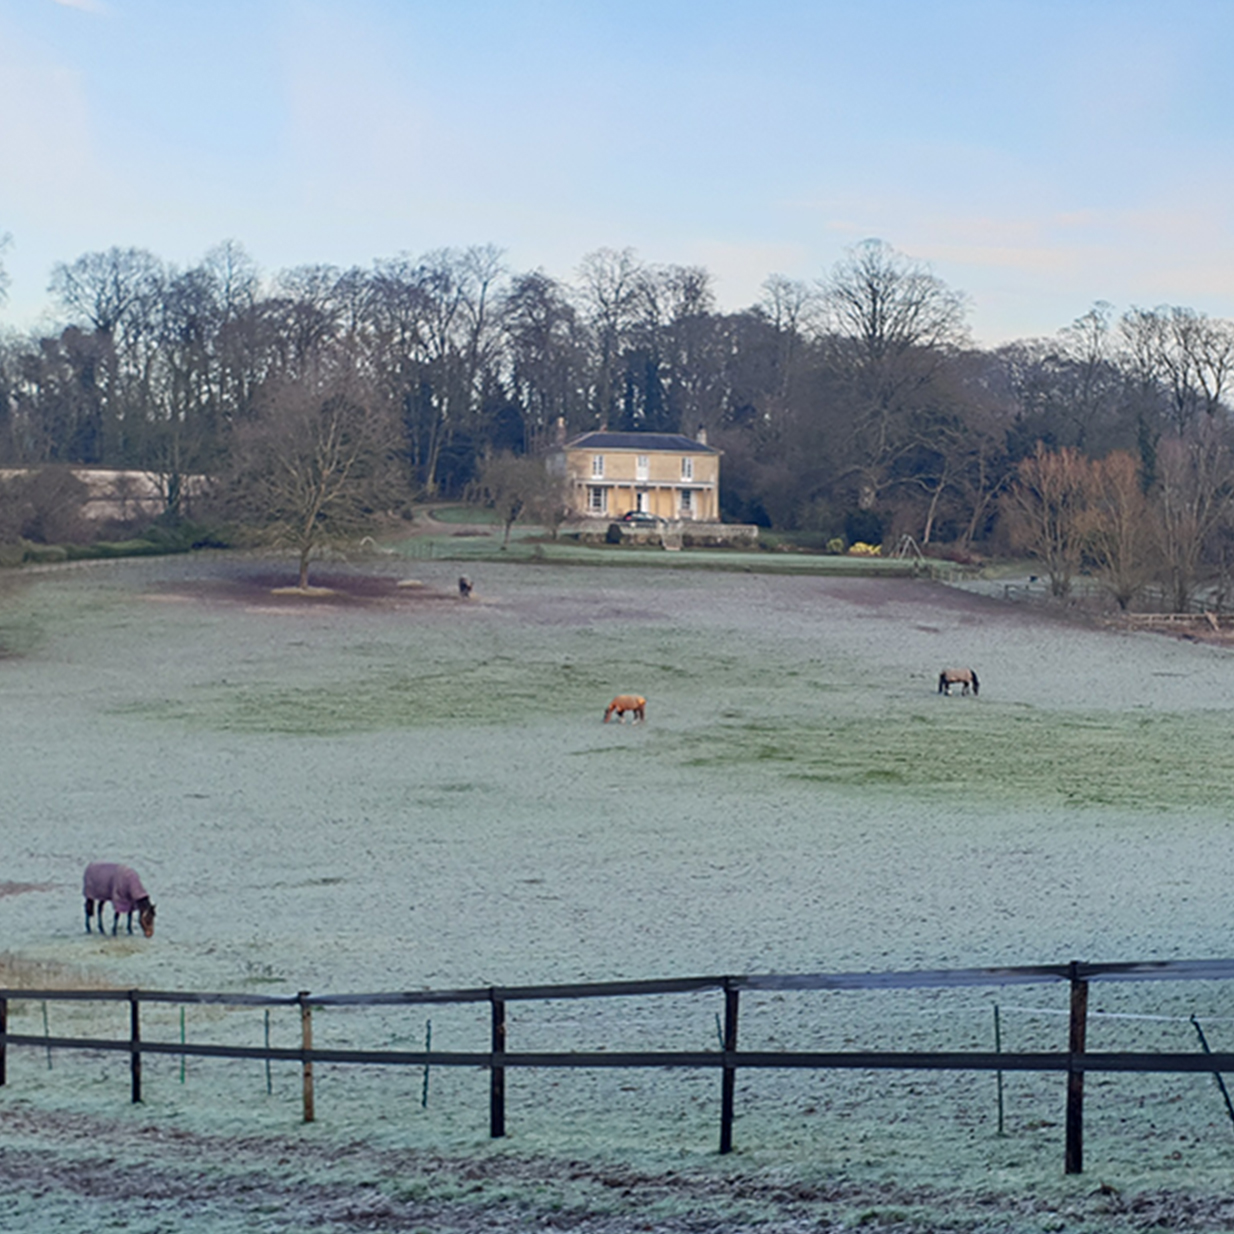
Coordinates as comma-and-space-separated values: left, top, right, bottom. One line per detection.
5, 957, 1234, 1174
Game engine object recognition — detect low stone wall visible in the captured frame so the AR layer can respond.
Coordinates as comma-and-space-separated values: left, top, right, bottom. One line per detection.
570, 519, 759, 547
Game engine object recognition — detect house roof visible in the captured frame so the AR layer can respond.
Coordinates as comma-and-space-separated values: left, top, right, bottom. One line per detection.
564, 431, 720, 454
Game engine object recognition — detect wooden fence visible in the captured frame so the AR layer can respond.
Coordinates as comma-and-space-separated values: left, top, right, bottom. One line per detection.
5, 957, 1234, 1174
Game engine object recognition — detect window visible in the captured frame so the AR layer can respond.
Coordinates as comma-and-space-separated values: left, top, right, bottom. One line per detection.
588, 486, 607, 513
679, 488, 693, 515
681, 456, 694, 480
591, 455, 605, 478
636, 454, 649, 481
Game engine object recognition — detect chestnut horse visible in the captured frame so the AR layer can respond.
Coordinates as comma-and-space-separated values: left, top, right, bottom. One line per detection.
83, 862, 156, 937
604, 694, 646, 723
938, 668, 979, 697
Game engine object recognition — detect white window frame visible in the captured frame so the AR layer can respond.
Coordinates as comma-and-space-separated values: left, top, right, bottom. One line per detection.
679, 488, 694, 516
636, 454, 650, 481
681, 456, 694, 480
587, 485, 607, 514
591, 454, 605, 478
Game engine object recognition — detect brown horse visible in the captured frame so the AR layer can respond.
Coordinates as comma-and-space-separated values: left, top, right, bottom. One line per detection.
604, 694, 646, 723
938, 668, 979, 697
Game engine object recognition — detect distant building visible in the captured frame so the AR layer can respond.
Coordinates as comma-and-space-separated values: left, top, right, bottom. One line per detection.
552, 428, 721, 522
0, 467, 205, 521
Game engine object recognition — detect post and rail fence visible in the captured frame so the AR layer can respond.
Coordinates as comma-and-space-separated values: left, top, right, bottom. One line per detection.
5, 958, 1234, 1175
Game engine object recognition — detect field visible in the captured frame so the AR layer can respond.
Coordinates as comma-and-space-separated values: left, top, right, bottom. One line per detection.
4, 547, 1234, 1232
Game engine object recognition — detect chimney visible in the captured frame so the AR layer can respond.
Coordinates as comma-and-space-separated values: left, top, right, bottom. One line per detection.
696, 424, 708, 446
554, 416, 566, 446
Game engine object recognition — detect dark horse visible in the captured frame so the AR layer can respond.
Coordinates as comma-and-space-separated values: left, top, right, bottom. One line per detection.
938, 668, 979, 697
83, 862, 156, 937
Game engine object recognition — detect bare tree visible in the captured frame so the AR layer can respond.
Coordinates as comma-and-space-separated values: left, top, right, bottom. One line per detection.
49, 247, 164, 339
500, 270, 588, 452
1086, 451, 1152, 609
822, 239, 968, 366
820, 239, 969, 509
1002, 443, 1093, 597
1119, 306, 1234, 438
1053, 301, 1126, 451
1154, 422, 1234, 612
473, 450, 567, 546
203, 239, 260, 325
576, 247, 643, 425
221, 360, 404, 588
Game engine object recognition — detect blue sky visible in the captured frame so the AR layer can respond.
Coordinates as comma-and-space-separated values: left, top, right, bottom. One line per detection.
1, 0, 1232, 345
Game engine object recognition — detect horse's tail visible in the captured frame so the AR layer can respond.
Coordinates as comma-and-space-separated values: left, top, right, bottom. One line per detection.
970, 670, 979, 696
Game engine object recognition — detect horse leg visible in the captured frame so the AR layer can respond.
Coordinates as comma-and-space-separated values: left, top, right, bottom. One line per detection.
111, 906, 120, 936
126, 910, 134, 935
85, 898, 94, 933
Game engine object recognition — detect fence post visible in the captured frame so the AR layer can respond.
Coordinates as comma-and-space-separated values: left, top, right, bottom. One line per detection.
719, 980, 740, 1154
994, 1003, 1005, 1136
299, 992, 315, 1123
1, 996, 6, 1087
1065, 962, 1088, 1174
129, 990, 142, 1104
490, 990, 506, 1138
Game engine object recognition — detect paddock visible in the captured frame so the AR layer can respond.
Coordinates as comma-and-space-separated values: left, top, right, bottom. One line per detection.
3, 554, 1234, 1202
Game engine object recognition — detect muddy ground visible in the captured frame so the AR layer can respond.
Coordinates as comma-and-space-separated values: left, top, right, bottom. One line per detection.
6, 1102, 1234, 1233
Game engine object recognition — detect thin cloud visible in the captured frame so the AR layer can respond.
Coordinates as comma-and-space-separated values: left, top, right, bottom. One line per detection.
50, 0, 109, 14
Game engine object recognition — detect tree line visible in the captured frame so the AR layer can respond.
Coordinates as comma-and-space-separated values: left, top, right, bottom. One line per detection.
1, 235, 1233, 607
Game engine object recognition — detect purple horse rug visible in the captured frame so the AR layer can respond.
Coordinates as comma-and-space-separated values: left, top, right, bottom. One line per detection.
83, 862, 156, 937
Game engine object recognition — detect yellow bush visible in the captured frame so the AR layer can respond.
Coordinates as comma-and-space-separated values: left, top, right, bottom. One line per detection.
847, 541, 882, 556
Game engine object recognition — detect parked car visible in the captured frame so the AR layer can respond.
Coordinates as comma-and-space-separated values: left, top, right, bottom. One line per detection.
620, 510, 663, 525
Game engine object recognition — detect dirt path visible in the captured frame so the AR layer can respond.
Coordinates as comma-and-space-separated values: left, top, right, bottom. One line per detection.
2, 1104, 1233, 1233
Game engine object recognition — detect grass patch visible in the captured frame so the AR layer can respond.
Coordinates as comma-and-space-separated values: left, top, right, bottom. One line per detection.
426, 504, 502, 525
679, 706, 1234, 812
0, 952, 115, 991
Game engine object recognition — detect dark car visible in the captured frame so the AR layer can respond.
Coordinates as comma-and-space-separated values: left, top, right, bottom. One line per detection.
621, 510, 663, 525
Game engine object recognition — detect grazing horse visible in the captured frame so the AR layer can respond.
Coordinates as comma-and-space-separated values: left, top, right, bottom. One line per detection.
604, 694, 646, 723
83, 863, 156, 937
938, 668, 979, 697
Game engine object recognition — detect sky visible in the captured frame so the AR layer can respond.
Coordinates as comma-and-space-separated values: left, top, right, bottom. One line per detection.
1, 0, 1232, 346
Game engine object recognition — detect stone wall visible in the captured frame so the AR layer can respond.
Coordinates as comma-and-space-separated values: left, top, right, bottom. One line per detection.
570, 518, 759, 547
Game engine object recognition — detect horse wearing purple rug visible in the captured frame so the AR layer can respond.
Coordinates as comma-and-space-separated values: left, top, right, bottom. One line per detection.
83, 862, 156, 937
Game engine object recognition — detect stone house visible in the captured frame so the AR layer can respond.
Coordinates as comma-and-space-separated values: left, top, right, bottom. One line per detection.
552, 429, 721, 521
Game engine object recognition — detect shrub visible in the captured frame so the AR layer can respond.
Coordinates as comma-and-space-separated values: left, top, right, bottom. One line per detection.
844, 508, 884, 547
23, 543, 68, 563
67, 540, 163, 560
141, 518, 230, 551
605, 522, 623, 544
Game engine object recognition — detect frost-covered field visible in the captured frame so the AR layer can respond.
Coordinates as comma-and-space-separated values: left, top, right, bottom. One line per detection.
4, 552, 1234, 1232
